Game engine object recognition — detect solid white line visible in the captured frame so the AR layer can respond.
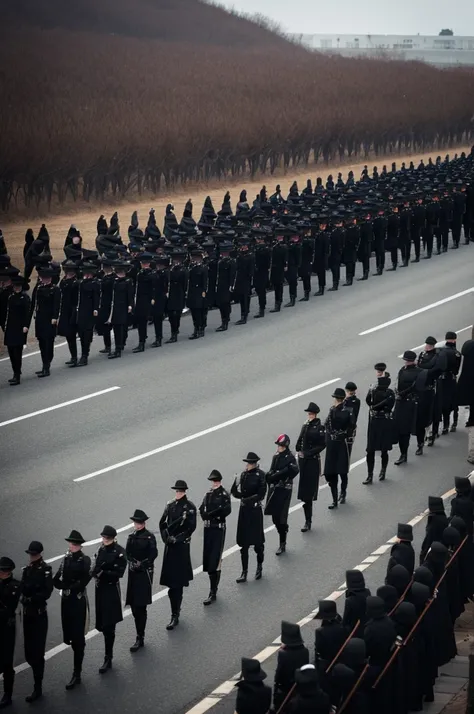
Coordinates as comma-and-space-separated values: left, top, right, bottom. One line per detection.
397, 325, 473, 357
0, 386, 121, 428
74, 378, 341, 482
0, 340, 68, 363
359, 288, 474, 336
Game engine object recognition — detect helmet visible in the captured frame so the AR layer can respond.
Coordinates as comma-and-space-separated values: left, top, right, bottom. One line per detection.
275, 434, 290, 447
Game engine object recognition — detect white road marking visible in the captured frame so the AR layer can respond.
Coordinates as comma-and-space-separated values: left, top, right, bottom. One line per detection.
359, 288, 474, 336
74, 378, 341, 482
0, 341, 68, 363
397, 325, 473, 357
0, 386, 121, 428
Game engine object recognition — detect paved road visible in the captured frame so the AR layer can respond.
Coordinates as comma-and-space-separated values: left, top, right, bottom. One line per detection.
1, 248, 473, 713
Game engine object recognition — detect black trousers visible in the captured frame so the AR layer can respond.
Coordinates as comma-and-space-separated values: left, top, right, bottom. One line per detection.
287, 275, 298, 298
24, 612, 48, 688
190, 308, 206, 330
272, 515, 289, 541
239, 294, 250, 318
38, 336, 54, 367
374, 244, 385, 270
416, 427, 426, 446
452, 218, 462, 245
219, 302, 231, 322
78, 328, 93, 356
208, 571, 221, 593
398, 433, 411, 455
168, 310, 182, 334
102, 325, 112, 350
330, 264, 340, 285
71, 637, 85, 673
443, 407, 458, 429
2, 627, 15, 696
66, 334, 78, 360
345, 262, 355, 281
273, 281, 283, 304
112, 324, 127, 350
153, 313, 164, 340
366, 450, 389, 472
137, 318, 148, 342
302, 501, 313, 523
390, 247, 399, 266
316, 269, 326, 289
102, 624, 116, 658
326, 473, 348, 500
424, 227, 434, 256
301, 274, 311, 293
168, 587, 184, 615
255, 288, 266, 310
7, 345, 23, 375
240, 545, 264, 571
131, 605, 147, 638
410, 229, 420, 259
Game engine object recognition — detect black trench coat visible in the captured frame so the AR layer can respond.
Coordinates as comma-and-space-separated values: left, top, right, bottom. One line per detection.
57, 277, 78, 337
109, 277, 134, 326
96, 272, 115, 334
3, 292, 31, 346
365, 386, 396, 452
53, 551, 91, 644
76, 278, 100, 330
167, 266, 188, 312
324, 405, 353, 475
92, 543, 127, 631
199, 485, 232, 572
231, 468, 267, 547
393, 365, 422, 437
30, 283, 60, 339
296, 418, 326, 502
0, 576, 21, 674
134, 268, 155, 321
159, 497, 197, 588
215, 258, 236, 306
264, 449, 299, 523
125, 528, 158, 607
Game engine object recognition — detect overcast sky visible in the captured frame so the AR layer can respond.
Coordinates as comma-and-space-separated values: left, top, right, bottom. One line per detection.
218, 0, 474, 35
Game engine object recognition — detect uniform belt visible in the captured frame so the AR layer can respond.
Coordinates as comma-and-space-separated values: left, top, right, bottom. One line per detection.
240, 501, 262, 508
370, 411, 392, 418
204, 522, 226, 529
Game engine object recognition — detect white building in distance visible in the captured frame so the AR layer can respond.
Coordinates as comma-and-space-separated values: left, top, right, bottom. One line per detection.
291, 33, 474, 67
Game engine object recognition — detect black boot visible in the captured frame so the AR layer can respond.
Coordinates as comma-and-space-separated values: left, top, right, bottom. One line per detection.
150, 338, 162, 347
255, 564, 263, 580
328, 485, 338, 509
203, 591, 217, 606
108, 349, 122, 359
339, 491, 347, 505
254, 308, 265, 318
362, 473, 373, 485
415, 444, 424, 456
235, 316, 247, 325
328, 500, 338, 510
132, 342, 145, 352
378, 468, 386, 481
166, 614, 180, 631
427, 434, 435, 447
130, 636, 144, 653
65, 672, 81, 690
189, 329, 200, 340
65, 357, 77, 366
270, 302, 281, 313
0, 694, 12, 708
200, 327, 205, 338
299, 291, 310, 301
343, 278, 353, 286
411, 257, 420, 263
276, 541, 286, 555
402, 259, 409, 267
373, 267, 383, 276
284, 297, 296, 307
357, 271, 369, 281
76, 355, 88, 366
314, 287, 325, 296
450, 421, 457, 433
236, 571, 248, 584
37, 365, 50, 378
99, 656, 112, 674
165, 333, 178, 344
394, 453, 407, 466
99, 347, 110, 355
387, 264, 397, 271
8, 374, 20, 386
301, 520, 311, 532
25, 688, 42, 703
328, 282, 339, 291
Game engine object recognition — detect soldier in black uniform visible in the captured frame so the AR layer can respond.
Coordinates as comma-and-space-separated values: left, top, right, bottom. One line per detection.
439, 331, 462, 433
363, 375, 396, 484
215, 242, 236, 331
386, 205, 401, 270
327, 217, 345, 291
264, 434, 299, 554
132, 252, 155, 353
96, 257, 116, 356
150, 255, 169, 348
199, 470, 232, 605
166, 251, 188, 343
324, 388, 354, 508
270, 233, 287, 312
20, 541, 53, 702
2, 275, 31, 385
298, 229, 314, 301
393, 351, 423, 465
295, 402, 326, 532
372, 208, 387, 275
416, 336, 445, 452
159, 480, 197, 630
357, 212, 373, 281
91, 525, 127, 673
0, 557, 21, 708
202, 240, 218, 315
410, 198, 424, 263
313, 219, 329, 296
58, 259, 79, 367
74, 263, 100, 366
231, 452, 267, 582
53, 530, 91, 690
342, 217, 360, 286
125, 509, 158, 651
252, 234, 271, 317
452, 186, 466, 248
424, 193, 438, 259
108, 262, 134, 359
343, 381, 360, 457
233, 239, 254, 325
30, 265, 60, 377
186, 249, 208, 339
284, 234, 302, 306
438, 192, 452, 253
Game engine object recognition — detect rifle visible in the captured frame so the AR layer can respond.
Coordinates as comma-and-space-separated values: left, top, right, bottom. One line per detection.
338, 662, 370, 714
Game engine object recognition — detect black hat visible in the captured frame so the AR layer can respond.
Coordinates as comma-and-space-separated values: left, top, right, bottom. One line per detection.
341, 639, 366, 668
409, 582, 430, 609
37, 265, 55, 278
413, 566, 433, 588
243, 452, 260, 463
397, 523, 413, 541
139, 252, 153, 262
425, 336, 437, 346
130, 509, 149, 522
172, 479, 188, 491
281, 621, 304, 647
0, 556, 15, 572
455, 476, 471, 495
445, 331, 457, 341
62, 259, 79, 271
365, 596, 386, 620
100, 525, 117, 538
332, 387, 346, 399
304, 402, 320, 414
392, 601, 416, 627
345, 381, 357, 391
386, 564, 410, 593
295, 664, 319, 686
376, 585, 398, 612
100, 256, 117, 266
11, 275, 25, 287
402, 350, 416, 361
427, 541, 448, 564
81, 262, 98, 273
275, 433, 290, 447
345, 569, 366, 591
25, 541, 43, 555
450, 515, 467, 536
442, 525, 461, 548
65, 530, 86, 544
316, 599, 338, 620
239, 658, 267, 682
208, 470, 222, 482
428, 495, 445, 514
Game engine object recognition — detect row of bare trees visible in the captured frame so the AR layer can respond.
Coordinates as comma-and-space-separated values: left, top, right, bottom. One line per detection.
1, 29, 473, 214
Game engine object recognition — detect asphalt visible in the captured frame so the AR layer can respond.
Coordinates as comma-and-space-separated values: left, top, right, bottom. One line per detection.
1, 246, 473, 714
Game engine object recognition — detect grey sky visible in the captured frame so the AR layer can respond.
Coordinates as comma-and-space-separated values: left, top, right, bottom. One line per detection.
218, 0, 474, 35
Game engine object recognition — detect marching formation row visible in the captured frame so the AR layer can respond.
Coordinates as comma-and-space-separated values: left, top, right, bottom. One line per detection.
1, 151, 474, 382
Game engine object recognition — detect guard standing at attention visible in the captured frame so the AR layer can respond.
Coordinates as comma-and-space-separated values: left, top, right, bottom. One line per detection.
231, 452, 267, 583
343, 381, 360, 457
159, 481, 197, 630
30, 265, 60, 378
295, 402, 327, 532
53, 530, 91, 690
125, 510, 158, 652
2, 275, 31, 385
393, 351, 423, 465
264, 435, 299, 554
324, 388, 354, 509
0, 557, 21, 709
199, 470, 232, 605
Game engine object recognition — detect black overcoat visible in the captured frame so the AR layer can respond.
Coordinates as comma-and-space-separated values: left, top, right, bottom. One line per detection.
328, 228, 344, 267
343, 225, 360, 264
296, 418, 326, 502
324, 405, 353, 475
274, 644, 310, 710
30, 283, 60, 339
76, 278, 100, 330
231, 468, 267, 547
393, 365, 422, 437
125, 527, 158, 607
264, 449, 299, 522
365, 385, 395, 452
199, 485, 232, 572
96, 272, 116, 333
457, 339, 474, 407
57, 277, 78, 337
234, 252, 254, 296
3, 291, 31, 346
167, 266, 188, 312
215, 257, 236, 305
53, 551, 91, 644
299, 238, 314, 277
186, 264, 208, 309
109, 277, 134, 325
152, 269, 169, 316
159, 497, 197, 588
134, 268, 155, 321
253, 246, 271, 291
235, 680, 272, 714
270, 243, 288, 284
0, 576, 21, 674
92, 542, 127, 631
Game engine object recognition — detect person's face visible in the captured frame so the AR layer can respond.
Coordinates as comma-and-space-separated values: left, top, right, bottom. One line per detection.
0, 570, 12, 580
72, 236, 81, 245
40, 276, 52, 285
12, 283, 23, 293
307, 411, 317, 421
277, 445, 286, 453
141, 262, 151, 269
175, 490, 186, 500
211, 481, 221, 490
424, 344, 434, 352
115, 270, 125, 278
29, 553, 42, 563
68, 543, 82, 553
101, 536, 114, 546
133, 521, 145, 530
83, 272, 93, 280
246, 462, 257, 471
